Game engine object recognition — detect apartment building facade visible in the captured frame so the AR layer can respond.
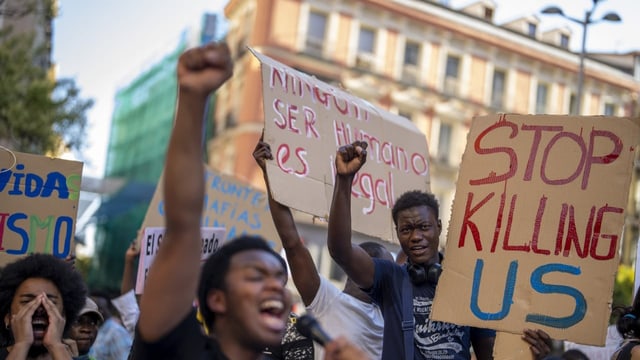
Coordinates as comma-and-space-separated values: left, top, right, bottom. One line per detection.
212, 0, 639, 269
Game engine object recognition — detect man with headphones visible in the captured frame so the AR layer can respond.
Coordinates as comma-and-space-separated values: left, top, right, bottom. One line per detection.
327, 141, 552, 360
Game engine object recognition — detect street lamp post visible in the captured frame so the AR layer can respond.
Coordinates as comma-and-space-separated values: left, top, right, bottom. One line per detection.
541, 0, 621, 115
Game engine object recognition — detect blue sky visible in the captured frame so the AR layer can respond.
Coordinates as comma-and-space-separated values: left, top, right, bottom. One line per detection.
53, 0, 639, 178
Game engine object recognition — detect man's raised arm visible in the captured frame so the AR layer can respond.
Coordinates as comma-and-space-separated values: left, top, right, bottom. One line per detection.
138, 43, 232, 342
253, 139, 320, 305
327, 141, 375, 289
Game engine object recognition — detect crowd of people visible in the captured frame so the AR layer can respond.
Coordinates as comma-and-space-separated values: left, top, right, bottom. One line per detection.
1, 41, 637, 360
0, 250, 138, 360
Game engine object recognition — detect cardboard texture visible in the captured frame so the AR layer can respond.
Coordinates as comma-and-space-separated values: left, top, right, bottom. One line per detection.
0, 149, 83, 265
139, 164, 281, 250
431, 114, 640, 346
135, 226, 226, 294
494, 332, 533, 360
250, 48, 431, 242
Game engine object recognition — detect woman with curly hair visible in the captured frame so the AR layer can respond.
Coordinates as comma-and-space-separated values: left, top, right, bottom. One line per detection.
612, 287, 640, 359
0, 254, 87, 360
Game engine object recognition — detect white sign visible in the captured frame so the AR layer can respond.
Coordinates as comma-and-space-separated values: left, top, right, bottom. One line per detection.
251, 48, 431, 243
135, 226, 226, 294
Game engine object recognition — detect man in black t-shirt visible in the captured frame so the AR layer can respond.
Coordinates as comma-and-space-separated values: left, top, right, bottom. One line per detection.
133, 42, 292, 360
133, 41, 378, 360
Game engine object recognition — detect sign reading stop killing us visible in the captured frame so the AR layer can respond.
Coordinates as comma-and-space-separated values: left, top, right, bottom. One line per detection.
432, 114, 640, 346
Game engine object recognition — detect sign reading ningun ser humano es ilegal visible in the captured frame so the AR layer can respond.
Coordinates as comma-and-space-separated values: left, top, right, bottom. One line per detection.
250, 47, 431, 244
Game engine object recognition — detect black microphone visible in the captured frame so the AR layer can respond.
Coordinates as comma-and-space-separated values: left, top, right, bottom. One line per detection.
295, 314, 332, 346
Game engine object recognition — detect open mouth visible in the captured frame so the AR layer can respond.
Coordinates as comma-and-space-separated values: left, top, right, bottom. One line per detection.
410, 245, 428, 256
258, 299, 286, 332
31, 319, 48, 339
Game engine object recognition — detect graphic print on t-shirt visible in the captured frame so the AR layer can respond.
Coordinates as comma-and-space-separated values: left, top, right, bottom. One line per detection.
414, 295, 466, 359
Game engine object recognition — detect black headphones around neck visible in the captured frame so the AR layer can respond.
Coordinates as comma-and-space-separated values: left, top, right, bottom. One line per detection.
407, 261, 442, 285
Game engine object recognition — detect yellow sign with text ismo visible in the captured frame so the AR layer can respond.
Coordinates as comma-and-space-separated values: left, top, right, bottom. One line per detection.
0, 149, 83, 265
250, 48, 430, 243
432, 114, 640, 346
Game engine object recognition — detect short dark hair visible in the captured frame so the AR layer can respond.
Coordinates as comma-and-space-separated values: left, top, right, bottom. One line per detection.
561, 349, 589, 360
358, 241, 389, 259
0, 254, 87, 346
391, 190, 440, 226
197, 235, 287, 328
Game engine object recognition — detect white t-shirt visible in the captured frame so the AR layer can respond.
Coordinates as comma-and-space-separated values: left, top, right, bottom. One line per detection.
564, 324, 623, 360
306, 276, 384, 360
111, 290, 140, 337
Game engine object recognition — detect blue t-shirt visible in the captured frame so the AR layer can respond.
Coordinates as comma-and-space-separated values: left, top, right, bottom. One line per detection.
368, 259, 495, 360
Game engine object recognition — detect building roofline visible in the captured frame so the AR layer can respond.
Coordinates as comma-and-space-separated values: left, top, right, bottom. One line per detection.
386, 0, 636, 87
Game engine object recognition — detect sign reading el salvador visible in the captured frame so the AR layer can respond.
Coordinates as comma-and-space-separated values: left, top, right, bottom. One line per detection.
431, 114, 640, 345
140, 165, 281, 250
250, 48, 431, 242
135, 226, 226, 294
0, 149, 83, 265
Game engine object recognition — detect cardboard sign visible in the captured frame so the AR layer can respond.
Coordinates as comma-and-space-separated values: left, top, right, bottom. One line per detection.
493, 332, 532, 360
431, 114, 640, 345
251, 48, 431, 242
140, 165, 281, 250
0, 149, 83, 265
135, 226, 225, 294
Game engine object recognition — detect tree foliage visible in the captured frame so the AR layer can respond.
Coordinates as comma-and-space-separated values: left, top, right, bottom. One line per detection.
613, 264, 635, 307
0, 1, 93, 155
